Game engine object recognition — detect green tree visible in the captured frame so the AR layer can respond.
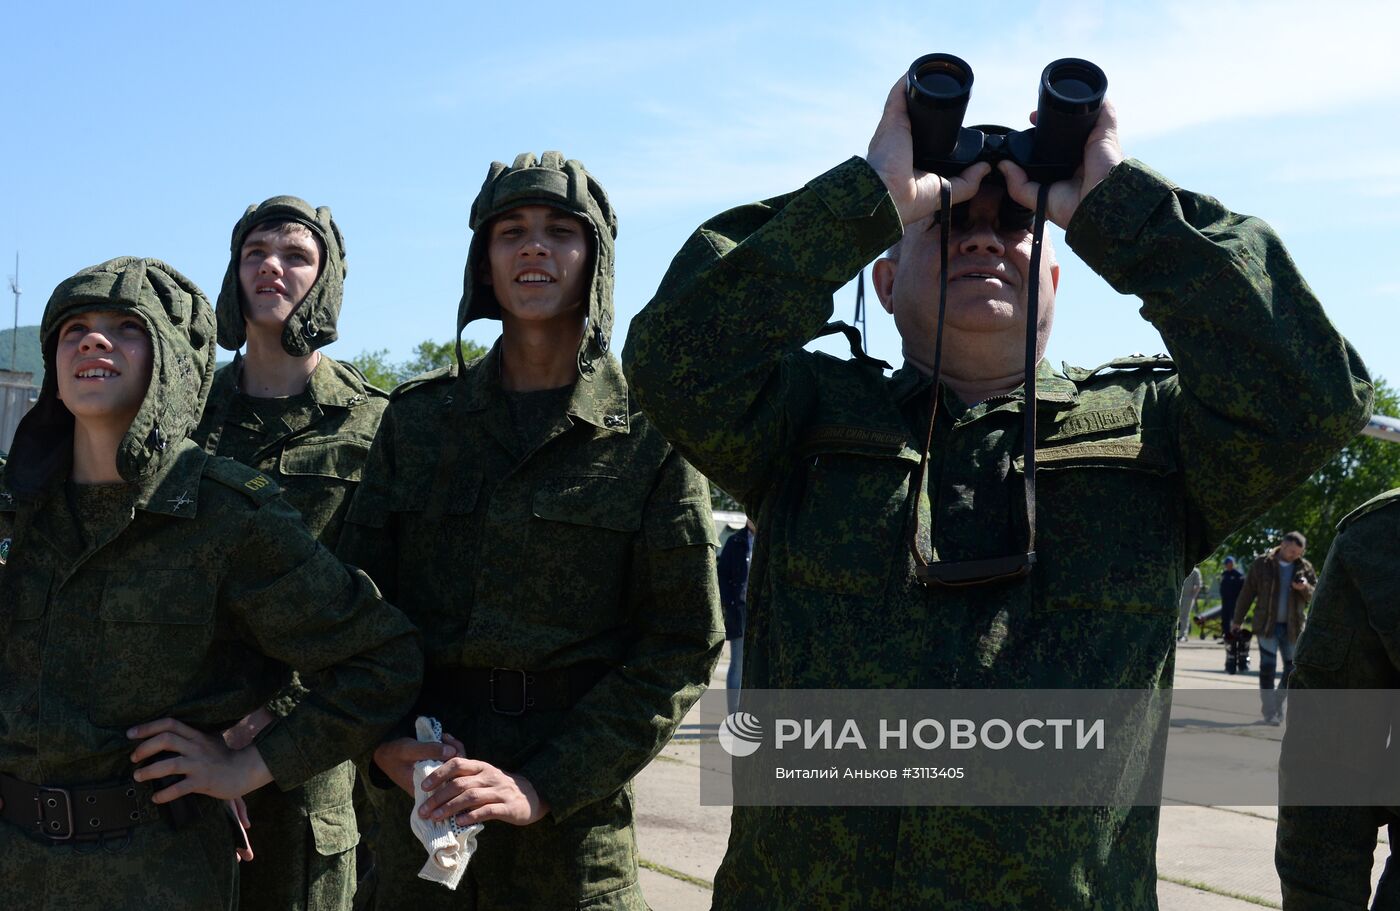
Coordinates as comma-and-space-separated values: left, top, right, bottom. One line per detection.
1215, 376, 1400, 568
350, 348, 400, 390
348, 339, 489, 390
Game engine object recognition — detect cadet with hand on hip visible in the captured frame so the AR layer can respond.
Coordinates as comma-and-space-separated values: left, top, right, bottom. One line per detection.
190, 197, 391, 911
0, 257, 421, 911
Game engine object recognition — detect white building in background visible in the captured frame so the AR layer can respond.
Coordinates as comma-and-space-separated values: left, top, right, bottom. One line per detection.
0, 370, 36, 452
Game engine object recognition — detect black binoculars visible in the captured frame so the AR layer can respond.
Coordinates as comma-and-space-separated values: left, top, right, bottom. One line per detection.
906, 54, 1107, 183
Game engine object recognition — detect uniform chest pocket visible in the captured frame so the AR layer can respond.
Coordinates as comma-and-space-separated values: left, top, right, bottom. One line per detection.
780, 448, 918, 599
89, 569, 216, 727
533, 475, 644, 533
0, 565, 48, 713
1022, 439, 1181, 614
517, 475, 644, 631
280, 436, 371, 482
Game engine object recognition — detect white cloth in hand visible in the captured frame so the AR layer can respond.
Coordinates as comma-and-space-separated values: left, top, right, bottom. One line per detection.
410, 716, 483, 889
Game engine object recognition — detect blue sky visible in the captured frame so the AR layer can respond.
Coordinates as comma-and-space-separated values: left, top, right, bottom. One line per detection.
4, 1, 1398, 390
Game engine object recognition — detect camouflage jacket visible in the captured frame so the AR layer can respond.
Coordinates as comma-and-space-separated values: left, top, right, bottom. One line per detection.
0, 438, 422, 793
339, 344, 724, 822
1278, 489, 1400, 911
191, 353, 387, 551
623, 156, 1373, 909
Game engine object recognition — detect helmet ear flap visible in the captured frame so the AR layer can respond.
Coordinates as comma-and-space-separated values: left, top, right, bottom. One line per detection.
587, 174, 618, 238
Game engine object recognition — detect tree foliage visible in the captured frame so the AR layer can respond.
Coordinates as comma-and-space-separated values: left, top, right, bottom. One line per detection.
1215, 375, 1400, 569
349, 339, 489, 390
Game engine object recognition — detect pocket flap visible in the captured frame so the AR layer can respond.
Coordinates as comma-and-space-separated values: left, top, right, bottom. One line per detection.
1295, 623, 1353, 671
308, 801, 360, 856
99, 570, 213, 625
280, 437, 371, 481
534, 476, 642, 532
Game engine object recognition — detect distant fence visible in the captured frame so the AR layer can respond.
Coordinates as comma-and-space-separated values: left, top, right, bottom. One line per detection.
0, 371, 36, 453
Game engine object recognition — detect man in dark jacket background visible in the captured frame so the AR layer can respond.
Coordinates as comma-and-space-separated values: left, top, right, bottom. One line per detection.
717, 519, 755, 713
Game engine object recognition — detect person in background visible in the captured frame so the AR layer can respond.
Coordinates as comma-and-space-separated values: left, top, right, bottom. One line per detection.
718, 518, 756, 714
1178, 565, 1203, 642
1232, 532, 1317, 723
1218, 555, 1244, 637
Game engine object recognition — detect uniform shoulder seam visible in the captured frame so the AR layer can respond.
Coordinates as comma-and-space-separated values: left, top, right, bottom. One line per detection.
390, 364, 457, 400
1338, 488, 1400, 531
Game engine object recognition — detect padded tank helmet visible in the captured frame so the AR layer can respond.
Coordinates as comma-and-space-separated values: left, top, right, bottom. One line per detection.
8, 257, 216, 495
216, 195, 347, 356
460, 152, 617, 375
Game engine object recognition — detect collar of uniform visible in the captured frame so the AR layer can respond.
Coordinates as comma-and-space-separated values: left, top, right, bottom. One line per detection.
888, 358, 1076, 407
456, 339, 631, 433
306, 354, 370, 408
888, 362, 937, 404
565, 354, 631, 434
131, 438, 205, 518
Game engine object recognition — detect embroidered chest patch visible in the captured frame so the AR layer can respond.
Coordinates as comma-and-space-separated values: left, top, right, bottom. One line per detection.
0, 538, 10, 565
1045, 405, 1139, 442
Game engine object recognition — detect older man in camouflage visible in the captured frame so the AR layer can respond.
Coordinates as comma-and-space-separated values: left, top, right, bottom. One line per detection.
624, 74, 1373, 908
192, 197, 389, 911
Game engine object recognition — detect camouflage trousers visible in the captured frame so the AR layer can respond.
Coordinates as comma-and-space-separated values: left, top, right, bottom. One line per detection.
365, 776, 648, 910
239, 761, 359, 911
0, 795, 235, 911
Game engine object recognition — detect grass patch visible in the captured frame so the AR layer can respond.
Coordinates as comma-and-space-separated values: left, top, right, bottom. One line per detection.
1158, 874, 1279, 908
640, 858, 714, 891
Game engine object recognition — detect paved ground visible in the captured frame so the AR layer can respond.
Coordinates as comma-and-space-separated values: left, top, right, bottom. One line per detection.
630, 637, 1391, 909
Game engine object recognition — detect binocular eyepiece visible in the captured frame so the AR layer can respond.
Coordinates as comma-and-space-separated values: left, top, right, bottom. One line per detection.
906, 54, 1107, 183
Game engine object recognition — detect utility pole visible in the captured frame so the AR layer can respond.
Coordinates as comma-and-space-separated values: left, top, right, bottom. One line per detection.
6, 253, 18, 371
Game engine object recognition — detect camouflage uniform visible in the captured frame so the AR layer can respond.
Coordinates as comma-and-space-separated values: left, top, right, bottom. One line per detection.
192, 197, 390, 911
623, 157, 1373, 909
340, 153, 724, 910
0, 257, 422, 911
1277, 489, 1400, 910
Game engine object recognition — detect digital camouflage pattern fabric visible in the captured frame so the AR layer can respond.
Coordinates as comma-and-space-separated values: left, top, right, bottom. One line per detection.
194, 354, 387, 552
623, 157, 1373, 910
0, 257, 422, 911
339, 152, 723, 910
216, 196, 347, 357
192, 353, 388, 911
1277, 488, 1400, 910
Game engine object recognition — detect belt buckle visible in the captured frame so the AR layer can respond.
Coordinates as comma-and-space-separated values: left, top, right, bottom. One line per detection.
489, 667, 529, 716
35, 786, 74, 841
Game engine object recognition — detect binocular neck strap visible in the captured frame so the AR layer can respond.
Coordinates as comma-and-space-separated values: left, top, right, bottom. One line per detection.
905, 180, 1051, 573
1021, 181, 1050, 553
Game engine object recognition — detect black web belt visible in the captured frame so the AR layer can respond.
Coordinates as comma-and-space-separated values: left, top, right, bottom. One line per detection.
0, 772, 167, 843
